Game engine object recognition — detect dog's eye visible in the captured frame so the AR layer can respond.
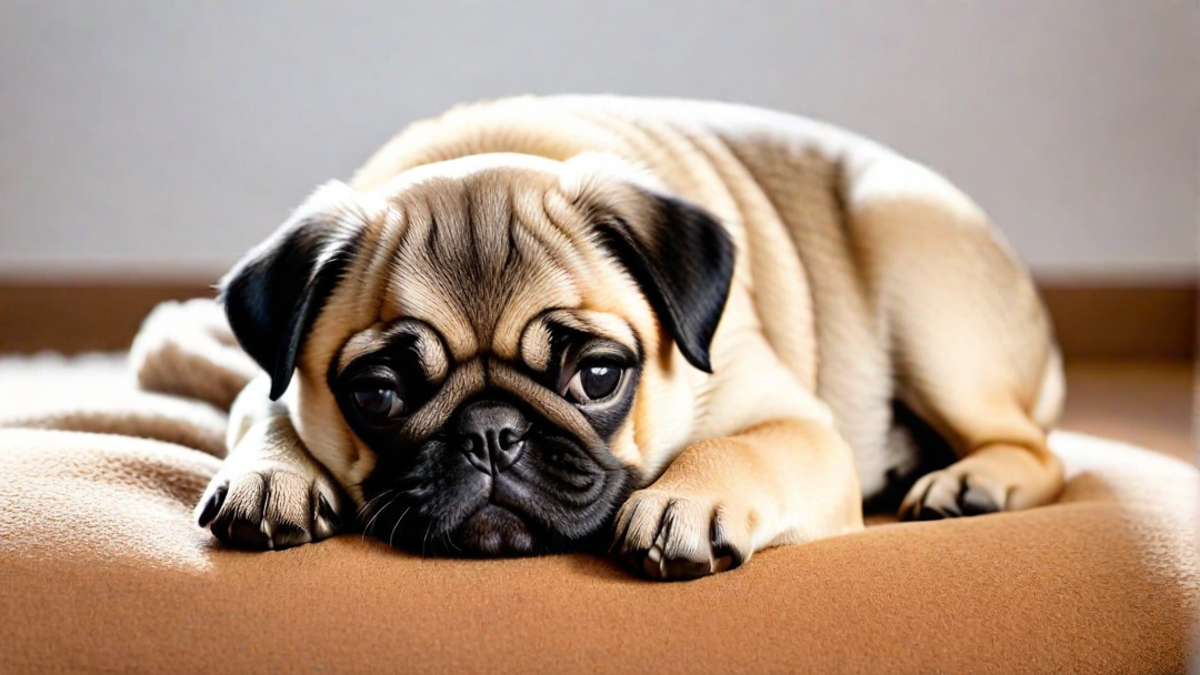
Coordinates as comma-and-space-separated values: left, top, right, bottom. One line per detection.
351, 385, 404, 424
567, 362, 623, 405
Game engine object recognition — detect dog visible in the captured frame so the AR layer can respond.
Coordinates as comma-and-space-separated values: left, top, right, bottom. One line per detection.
145, 95, 1065, 580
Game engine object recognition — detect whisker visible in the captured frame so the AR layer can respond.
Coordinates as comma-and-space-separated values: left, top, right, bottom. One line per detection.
361, 491, 396, 543
421, 520, 434, 558
358, 490, 391, 522
388, 506, 411, 549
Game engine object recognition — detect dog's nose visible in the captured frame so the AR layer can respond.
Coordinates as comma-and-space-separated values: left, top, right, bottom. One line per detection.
455, 401, 528, 474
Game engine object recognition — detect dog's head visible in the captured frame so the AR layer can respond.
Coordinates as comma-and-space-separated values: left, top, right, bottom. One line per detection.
220, 153, 734, 556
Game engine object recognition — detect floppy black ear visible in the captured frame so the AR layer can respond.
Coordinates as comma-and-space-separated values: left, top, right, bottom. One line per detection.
594, 193, 735, 373
219, 214, 359, 401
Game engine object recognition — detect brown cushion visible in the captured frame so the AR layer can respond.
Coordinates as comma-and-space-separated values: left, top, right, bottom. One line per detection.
0, 361, 1197, 674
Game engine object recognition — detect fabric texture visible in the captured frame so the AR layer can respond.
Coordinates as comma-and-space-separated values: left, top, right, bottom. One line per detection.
0, 354, 1196, 674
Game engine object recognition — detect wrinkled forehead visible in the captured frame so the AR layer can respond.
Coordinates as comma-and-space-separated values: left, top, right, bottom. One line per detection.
346, 159, 641, 364
333, 308, 641, 385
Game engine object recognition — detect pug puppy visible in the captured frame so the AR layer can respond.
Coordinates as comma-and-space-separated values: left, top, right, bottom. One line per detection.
172, 96, 1064, 580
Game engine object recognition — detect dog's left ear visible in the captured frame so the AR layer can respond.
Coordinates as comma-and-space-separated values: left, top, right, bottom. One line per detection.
219, 181, 364, 400
592, 191, 735, 374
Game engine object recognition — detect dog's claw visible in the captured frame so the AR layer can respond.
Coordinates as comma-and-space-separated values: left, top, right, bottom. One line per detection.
197, 483, 227, 528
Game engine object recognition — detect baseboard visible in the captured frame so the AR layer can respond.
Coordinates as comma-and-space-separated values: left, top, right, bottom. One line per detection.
1039, 285, 1195, 361
0, 281, 1194, 360
0, 282, 216, 355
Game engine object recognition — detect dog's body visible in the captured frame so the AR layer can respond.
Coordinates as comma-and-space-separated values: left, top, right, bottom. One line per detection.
140, 96, 1064, 579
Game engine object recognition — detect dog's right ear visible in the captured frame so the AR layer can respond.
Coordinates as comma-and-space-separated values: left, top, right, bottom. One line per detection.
219, 181, 365, 401
559, 154, 735, 374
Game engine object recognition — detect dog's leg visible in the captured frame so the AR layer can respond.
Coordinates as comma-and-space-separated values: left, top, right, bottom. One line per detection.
612, 416, 864, 580
844, 155, 1066, 520
194, 374, 346, 549
132, 298, 346, 547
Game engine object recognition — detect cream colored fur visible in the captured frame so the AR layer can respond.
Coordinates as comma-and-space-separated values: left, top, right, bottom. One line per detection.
135, 96, 1064, 579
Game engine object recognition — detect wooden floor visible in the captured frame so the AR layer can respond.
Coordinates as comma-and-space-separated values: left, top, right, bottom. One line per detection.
1060, 359, 1194, 462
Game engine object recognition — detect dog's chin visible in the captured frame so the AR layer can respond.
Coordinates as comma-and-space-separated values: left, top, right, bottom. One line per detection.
452, 504, 537, 556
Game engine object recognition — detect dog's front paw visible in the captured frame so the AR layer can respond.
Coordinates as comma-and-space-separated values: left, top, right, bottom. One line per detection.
196, 460, 343, 550
611, 490, 753, 581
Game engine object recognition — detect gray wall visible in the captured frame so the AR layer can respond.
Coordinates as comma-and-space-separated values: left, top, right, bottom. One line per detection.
1, 1, 1197, 282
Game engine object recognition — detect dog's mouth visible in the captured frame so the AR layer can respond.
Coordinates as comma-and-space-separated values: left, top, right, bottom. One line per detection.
359, 501, 559, 558
452, 504, 536, 556
353, 395, 637, 558
358, 453, 633, 558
